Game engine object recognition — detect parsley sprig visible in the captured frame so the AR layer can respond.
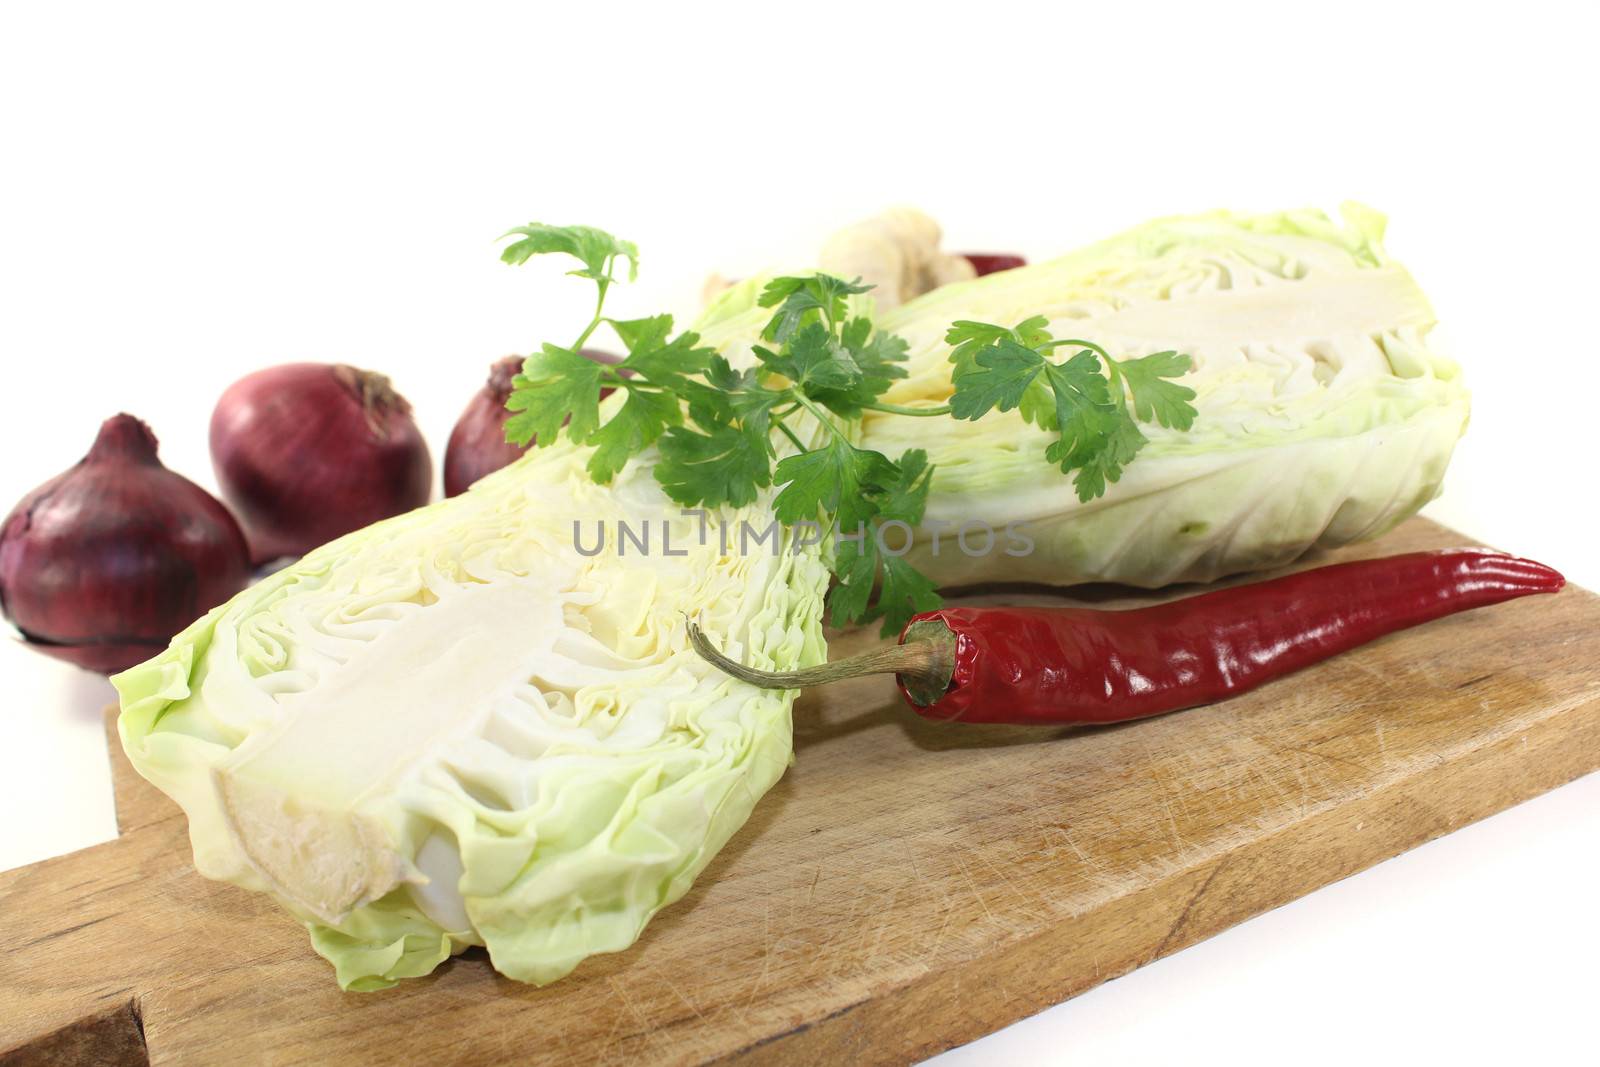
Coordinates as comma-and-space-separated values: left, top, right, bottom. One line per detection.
500, 224, 939, 633
947, 316, 1198, 501
498, 222, 1196, 635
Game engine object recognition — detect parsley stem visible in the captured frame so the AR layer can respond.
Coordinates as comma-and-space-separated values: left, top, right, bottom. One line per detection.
861, 401, 952, 418
774, 418, 808, 453
789, 390, 849, 445
1039, 338, 1111, 360
571, 277, 611, 351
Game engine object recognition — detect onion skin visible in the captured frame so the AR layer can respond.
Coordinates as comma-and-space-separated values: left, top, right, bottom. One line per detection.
443, 350, 622, 498
960, 253, 1027, 277
210, 363, 432, 562
443, 356, 528, 498
0, 414, 251, 674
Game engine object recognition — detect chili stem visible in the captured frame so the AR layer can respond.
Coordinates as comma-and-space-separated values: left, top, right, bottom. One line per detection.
685, 616, 956, 705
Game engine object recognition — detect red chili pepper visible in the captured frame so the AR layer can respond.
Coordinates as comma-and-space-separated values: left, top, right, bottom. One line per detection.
686, 550, 1565, 726
897, 550, 1564, 724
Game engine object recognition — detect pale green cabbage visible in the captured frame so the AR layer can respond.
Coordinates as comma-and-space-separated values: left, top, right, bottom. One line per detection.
859, 203, 1468, 586
115, 305, 829, 991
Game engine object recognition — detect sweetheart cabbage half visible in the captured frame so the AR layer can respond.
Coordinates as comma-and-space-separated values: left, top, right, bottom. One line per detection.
115, 304, 829, 990
860, 203, 1468, 587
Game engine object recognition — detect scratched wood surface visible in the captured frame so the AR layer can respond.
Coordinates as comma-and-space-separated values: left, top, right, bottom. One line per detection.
3, 517, 1598, 1066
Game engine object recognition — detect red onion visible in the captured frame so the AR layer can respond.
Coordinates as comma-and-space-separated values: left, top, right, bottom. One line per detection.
444, 349, 622, 497
210, 363, 432, 563
0, 414, 251, 674
961, 253, 1028, 277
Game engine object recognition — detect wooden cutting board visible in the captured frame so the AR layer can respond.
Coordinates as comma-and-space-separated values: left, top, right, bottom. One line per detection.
3, 518, 1598, 1066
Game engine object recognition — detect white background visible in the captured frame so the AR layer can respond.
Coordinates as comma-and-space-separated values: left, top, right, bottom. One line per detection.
2, 3, 1596, 1062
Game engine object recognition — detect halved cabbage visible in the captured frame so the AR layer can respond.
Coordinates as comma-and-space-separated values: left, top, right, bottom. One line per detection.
861, 203, 1468, 586
115, 306, 829, 990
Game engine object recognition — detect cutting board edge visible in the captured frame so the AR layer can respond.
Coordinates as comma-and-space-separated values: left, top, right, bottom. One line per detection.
712, 687, 1600, 1066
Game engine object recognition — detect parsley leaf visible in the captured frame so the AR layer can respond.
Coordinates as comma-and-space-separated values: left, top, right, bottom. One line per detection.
872, 555, 941, 636
824, 449, 940, 635
771, 436, 897, 527
655, 424, 772, 510
758, 274, 872, 343
727, 388, 787, 446
946, 320, 1015, 379
841, 316, 909, 379
755, 322, 862, 392
806, 316, 909, 416
875, 448, 935, 527
947, 315, 1049, 379
672, 351, 782, 443
500, 223, 638, 282
504, 344, 604, 447
617, 328, 715, 390
948, 337, 1047, 419
586, 387, 682, 484
1039, 349, 1115, 430
678, 355, 745, 429
1115, 350, 1198, 430
1050, 398, 1144, 501
824, 539, 878, 634
609, 314, 673, 355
